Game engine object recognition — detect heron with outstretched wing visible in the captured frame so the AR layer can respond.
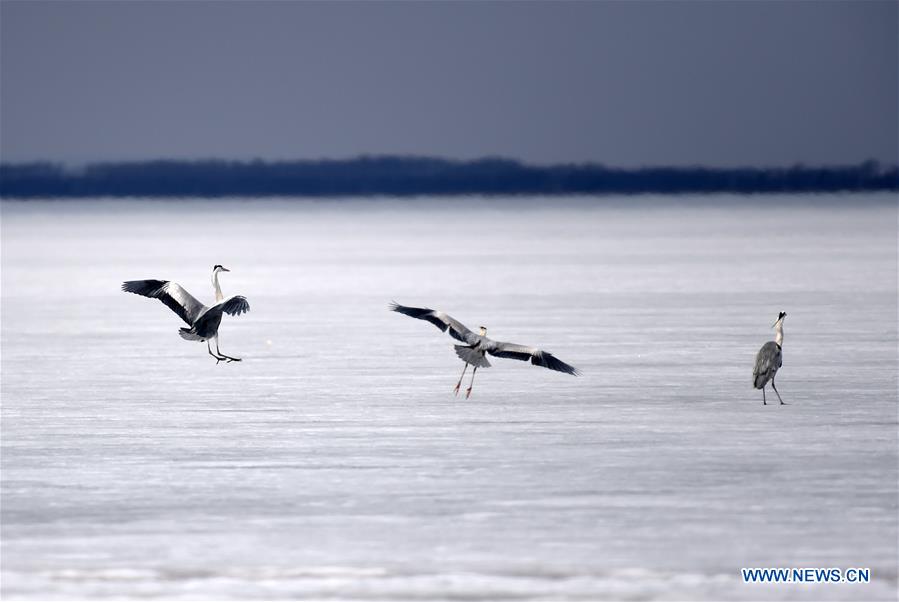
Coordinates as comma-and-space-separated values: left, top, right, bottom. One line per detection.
123, 265, 249, 363
390, 301, 578, 398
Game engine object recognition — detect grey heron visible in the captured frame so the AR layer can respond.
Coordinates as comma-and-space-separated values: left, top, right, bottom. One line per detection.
390, 302, 579, 398
753, 311, 787, 405
122, 265, 250, 363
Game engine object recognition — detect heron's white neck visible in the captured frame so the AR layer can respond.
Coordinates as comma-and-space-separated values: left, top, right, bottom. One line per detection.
212, 271, 224, 302
774, 321, 784, 347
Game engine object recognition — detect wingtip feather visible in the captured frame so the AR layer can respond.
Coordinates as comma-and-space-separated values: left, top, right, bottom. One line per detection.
540, 351, 580, 376
121, 280, 147, 294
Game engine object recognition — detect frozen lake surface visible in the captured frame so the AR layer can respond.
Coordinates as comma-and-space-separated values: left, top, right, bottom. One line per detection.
2, 195, 897, 600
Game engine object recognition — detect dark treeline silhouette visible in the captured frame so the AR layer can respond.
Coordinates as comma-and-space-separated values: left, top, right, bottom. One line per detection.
1, 157, 897, 198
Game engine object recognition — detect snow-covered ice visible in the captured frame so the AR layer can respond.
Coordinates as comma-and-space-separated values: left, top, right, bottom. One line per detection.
2, 195, 896, 600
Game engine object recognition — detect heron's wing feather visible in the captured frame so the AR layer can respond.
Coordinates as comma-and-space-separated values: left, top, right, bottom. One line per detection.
753, 341, 780, 374
220, 295, 250, 316
389, 302, 478, 344
487, 341, 536, 361
753, 341, 781, 385
390, 302, 447, 331
439, 312, 479, 344
122, 280, 206, 326
489, 340, 580, 376
535, 351, 580, 376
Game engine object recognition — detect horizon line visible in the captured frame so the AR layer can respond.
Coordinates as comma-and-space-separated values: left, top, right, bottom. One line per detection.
1, 155, 897, 172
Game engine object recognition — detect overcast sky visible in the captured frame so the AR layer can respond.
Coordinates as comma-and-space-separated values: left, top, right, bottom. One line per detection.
1, 1, 896, 167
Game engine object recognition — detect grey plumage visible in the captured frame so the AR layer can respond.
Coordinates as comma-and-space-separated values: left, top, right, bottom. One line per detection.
389, 302, 479, 345
390, 301, 579, 379
455, 344, 492, 368
752, 311, 787, 405
122, 266, 249, 363
753, 341, 782, 390
484, 340, 580, 375
178, 295, 250, 341
122, 280, 205, 326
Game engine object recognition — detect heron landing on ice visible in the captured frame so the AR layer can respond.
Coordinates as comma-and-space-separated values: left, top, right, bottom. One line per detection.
390, 302, 579, 398
122, 265, 250, 363
753, 311, 787, 405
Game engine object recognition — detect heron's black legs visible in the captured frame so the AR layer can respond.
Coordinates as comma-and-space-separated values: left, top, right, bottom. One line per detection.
214, 335, 241, 363
454, 363, 469, 396
771, 380, 785, 405
762, 387, 766, 405
465, 366, 478, 399
207, 341, 229, 363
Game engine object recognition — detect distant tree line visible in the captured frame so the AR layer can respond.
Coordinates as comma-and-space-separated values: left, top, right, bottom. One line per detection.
1, 157, 896, 198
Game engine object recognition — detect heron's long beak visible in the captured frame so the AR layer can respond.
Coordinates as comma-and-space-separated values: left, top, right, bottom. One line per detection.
221, 267, 231, 272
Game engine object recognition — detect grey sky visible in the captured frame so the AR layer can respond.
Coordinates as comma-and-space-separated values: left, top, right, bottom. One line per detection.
1, 1, 896, 167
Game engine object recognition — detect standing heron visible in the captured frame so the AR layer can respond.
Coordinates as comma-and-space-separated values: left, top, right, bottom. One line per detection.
390, 302, 579, 398
753, 311, 787, 405
122, 265, 250, 363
